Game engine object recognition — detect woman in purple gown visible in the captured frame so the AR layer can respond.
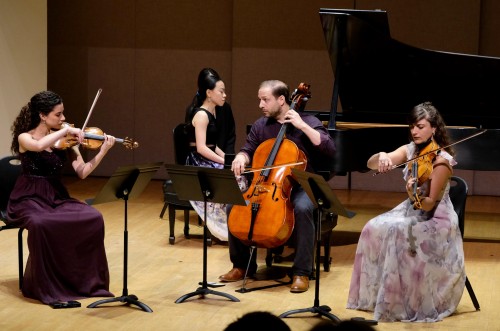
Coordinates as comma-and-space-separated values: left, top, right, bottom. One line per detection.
6, 91, 116, 305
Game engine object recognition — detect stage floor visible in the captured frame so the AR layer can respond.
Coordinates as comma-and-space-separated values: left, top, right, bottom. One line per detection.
0, 177, 499, 331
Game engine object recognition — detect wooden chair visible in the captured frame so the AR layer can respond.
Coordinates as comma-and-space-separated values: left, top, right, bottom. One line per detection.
0, 155, 25, 289
449, 176, 480, 310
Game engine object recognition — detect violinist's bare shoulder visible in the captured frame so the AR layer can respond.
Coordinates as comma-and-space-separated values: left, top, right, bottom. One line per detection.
18, 131, 46, 153
433, 154, 453, 172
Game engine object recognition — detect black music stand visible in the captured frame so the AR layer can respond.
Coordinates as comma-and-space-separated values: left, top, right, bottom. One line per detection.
165, 164, 246, 303
87, 162, 162, 313
279, 169, 356, 322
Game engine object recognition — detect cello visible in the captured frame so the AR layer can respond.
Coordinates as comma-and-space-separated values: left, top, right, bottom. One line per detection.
228, 83, 311, 248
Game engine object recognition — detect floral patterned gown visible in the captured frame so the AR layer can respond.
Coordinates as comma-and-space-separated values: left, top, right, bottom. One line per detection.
347, 142, 466, 322
186, 109, 246, 242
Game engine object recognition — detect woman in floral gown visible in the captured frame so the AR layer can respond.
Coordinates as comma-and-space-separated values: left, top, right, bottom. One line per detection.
347, 102, 466, 322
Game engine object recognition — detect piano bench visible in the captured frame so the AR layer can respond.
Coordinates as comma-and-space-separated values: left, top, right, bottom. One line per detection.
160, 180, 208, 245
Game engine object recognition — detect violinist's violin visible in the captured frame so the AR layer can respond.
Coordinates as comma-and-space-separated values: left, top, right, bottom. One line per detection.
53, 123, 139, 150
228, 83, 311, 248
411, 139, 439, 186
409, 139, 439, 209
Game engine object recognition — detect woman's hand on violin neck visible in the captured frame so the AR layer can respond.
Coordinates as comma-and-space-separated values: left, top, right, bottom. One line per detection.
406, 176, 419, 198
100, 134, 116, 152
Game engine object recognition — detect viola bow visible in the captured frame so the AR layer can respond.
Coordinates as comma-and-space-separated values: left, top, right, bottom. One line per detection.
373, 129, 487, 176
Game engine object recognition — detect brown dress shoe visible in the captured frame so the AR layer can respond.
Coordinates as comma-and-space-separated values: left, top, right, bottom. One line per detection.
219, 268, 245, 282
290, 275, 309, 293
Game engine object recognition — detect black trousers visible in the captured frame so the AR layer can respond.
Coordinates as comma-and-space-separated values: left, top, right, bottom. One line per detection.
227, 186, 315, 277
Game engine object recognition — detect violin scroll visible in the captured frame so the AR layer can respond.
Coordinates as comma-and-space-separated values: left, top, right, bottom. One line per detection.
121, 137, 139, 149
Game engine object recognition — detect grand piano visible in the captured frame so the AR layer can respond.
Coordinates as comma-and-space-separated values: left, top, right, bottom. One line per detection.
316, 9, 500, 180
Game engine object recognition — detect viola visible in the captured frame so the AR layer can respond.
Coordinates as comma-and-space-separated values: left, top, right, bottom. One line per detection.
228, 83, 311, 248
53, 123, 139, 150
409, 139, 439, 209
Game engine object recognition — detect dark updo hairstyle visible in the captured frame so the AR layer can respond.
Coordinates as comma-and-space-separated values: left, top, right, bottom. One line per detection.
185, 68, 222, 123
407, 101, 454, 156
11, 91, 63, 154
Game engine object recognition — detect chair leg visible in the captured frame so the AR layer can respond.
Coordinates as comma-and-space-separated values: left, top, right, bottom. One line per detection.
465, 276, 480, 310
168, 206, 176, 245
18, 228, 24, 290
265, 249, 273, 267
183, 210, 190, 238
159, 202, 168, 219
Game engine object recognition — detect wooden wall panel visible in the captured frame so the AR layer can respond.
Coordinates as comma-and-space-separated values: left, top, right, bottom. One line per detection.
480, 0, 500, 56
230, 0, 351, 149
47, 0, 499, 195
133, 49, 233, 178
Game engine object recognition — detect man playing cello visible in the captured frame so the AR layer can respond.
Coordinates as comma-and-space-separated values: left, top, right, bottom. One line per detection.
219, 80, 336, 293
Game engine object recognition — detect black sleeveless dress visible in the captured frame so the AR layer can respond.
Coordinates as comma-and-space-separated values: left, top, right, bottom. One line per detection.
6, 150, 113, 304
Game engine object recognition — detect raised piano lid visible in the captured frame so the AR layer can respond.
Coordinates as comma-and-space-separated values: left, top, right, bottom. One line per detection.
319, 8, 500, 129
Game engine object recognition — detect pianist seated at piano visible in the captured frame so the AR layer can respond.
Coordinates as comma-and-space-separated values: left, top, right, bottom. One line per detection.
185, 68, 243, 242
347, 102, 466, 322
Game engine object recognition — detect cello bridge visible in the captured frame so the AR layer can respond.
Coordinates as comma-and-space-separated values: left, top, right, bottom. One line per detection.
254, 185, 270, 195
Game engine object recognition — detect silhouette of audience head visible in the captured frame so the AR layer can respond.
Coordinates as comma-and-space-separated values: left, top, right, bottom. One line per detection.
223, 311, 290, 331
310, 320, 376, 331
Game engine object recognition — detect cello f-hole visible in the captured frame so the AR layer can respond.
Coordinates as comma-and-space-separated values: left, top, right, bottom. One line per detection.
246, 186, 257, 199
272, 182, 279, 201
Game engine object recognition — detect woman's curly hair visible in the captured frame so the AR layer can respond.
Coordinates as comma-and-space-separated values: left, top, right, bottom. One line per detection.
11, 91, 63, 154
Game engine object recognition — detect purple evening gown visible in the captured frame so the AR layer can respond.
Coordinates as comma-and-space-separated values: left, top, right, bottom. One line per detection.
6, 150, 113, 304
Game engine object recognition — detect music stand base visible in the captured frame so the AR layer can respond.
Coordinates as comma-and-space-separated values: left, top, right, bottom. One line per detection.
235, 280, 291, 293
175, 286, 240, 303
279, 305, 340, 322
87, 294, 153, 313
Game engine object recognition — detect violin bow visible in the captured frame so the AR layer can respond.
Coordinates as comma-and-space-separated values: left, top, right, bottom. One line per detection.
242, 161, 305, 174
81, 88, 103, 132
373, 129, 487, 176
